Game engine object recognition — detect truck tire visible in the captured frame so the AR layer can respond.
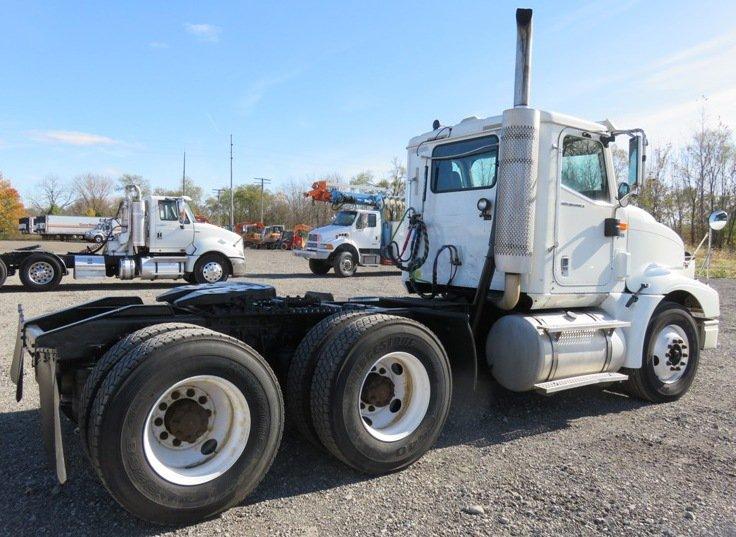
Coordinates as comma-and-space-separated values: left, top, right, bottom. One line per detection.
333, 251, 357, 277
78, 322, 201, 457
286, 310, 369, 447
94, 234, 104, 243
625, 301, 700, 403
87, 327, 283, 524
19, 253, 63, 291
308, 259, 331, 275
193, 253, 230, 284
0, 258, 7, 287
310, 314, 451, 474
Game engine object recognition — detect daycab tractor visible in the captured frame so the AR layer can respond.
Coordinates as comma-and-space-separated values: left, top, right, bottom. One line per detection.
295, 180, 404, 276
9, 9, 722, 524
0, 185, 246, 291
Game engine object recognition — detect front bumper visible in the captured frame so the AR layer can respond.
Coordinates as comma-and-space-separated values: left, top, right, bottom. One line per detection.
230, 257, 247, 277
294, 249, 331, 260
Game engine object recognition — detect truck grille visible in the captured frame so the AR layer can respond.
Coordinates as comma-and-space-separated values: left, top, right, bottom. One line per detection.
308, 233, 319, 242
306, 242, 319, 249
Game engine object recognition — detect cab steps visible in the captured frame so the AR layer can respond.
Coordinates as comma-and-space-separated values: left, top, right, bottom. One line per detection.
534, 372, 628, 395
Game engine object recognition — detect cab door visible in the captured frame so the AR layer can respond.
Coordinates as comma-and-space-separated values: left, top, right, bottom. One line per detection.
151, 198, 194, 253
355, 212, 381, 250
420, 134, 499, 288
553, 130, 616, 288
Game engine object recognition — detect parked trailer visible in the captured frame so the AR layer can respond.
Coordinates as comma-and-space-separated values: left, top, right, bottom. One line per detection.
34, 215, 107, 240
9, 9, 723, 525
18, 216, 36, 234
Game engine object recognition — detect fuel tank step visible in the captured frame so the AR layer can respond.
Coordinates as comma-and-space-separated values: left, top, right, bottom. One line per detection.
534, 372, 628, 394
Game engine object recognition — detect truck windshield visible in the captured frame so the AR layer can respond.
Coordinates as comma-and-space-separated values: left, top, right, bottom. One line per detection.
333, 211, 357, 226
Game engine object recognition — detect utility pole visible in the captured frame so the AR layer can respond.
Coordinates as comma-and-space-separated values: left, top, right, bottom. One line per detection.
253, 177, 271, 224
229, 135, 234, 231
213, 188, 227, 227
182, 151, 186, 196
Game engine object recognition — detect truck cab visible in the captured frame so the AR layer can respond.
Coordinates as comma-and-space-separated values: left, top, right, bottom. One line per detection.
295, 208, 382, 277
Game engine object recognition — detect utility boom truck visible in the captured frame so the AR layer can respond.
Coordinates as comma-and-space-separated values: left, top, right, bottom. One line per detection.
296, 180, 404, 276
0, 185, 246, 290
10, 9, 722, 525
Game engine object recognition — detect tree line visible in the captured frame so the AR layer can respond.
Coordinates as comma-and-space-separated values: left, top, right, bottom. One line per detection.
1, 117, 735, 247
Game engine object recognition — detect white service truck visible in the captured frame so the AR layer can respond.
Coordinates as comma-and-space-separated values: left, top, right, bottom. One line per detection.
295, 184, 403, 276
10, 9, 724, 525
0, 185, 246, 291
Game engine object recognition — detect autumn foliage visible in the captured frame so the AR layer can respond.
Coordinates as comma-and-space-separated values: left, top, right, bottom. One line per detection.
0, 174, 25, 236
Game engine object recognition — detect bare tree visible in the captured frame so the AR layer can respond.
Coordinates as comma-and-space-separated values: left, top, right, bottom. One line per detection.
73, 174, 115, 216
30, 175, 74, 215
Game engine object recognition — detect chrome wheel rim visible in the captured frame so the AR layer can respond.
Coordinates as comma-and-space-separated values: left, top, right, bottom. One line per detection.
340, 256, 354, 273
202, 261, 224, 283
651, 324, 690, 383
143, 375, 250, 486
359, 352, 430, 442
28, 261, 55, 285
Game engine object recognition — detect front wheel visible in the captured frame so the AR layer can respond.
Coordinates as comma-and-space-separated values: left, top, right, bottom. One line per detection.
625, 301, 700, 403
333, 251, 357, 277
193, 254, 230, 284
87, 328, 283, 524
0, 258, 7, 287
19, 253, 63, 291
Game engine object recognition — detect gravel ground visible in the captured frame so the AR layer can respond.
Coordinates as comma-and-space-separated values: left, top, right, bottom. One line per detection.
1, 241, 734, 536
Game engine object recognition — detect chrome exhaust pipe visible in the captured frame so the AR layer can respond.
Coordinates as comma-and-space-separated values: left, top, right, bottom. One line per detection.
513, 8, 533, 108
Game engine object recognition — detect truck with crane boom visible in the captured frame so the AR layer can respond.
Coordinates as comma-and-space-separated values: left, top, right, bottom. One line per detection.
0, 185, 246, 291
9, 9, 722, 525
296, 180, 405, 276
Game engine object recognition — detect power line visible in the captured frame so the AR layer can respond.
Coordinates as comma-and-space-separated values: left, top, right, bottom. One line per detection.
252, 177, 272, 223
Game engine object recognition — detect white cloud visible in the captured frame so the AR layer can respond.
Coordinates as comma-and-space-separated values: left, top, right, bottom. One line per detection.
149, 41, 169, 49
28, 130, 120, 146
184, 23, 221, 43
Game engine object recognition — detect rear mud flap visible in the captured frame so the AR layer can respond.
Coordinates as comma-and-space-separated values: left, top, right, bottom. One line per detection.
36, 355, 67, 484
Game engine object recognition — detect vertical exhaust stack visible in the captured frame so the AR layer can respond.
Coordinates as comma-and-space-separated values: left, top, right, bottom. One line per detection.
514, 8, 533, 107
491, 8, 540, 309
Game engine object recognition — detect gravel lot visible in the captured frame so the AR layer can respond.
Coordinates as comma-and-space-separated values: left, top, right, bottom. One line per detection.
1, 241, 734, 536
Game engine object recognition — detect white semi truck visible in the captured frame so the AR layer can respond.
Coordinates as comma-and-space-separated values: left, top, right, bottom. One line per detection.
10, 9, 723, 525
0, 185, 246, 290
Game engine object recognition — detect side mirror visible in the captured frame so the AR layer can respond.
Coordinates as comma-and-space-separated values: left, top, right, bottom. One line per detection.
709, 210, 728, 231
617, 182, 631, 206
628, 135, 645, 190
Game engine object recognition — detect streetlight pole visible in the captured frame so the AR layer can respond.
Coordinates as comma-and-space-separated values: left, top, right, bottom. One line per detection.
229, 135, 234, 231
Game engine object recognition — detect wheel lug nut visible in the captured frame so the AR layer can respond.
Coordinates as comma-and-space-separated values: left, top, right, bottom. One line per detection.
172, 438, 182, 447
186, 389, 195, 398
198, 396, 207, 404
160, 431, 169, 440
171, 391, 180, 400
154, 417, 163, 427
158, 402, 167, 411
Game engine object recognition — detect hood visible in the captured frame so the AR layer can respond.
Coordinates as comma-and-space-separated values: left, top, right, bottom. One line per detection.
310, 224, 352, 239
195, 222, 242, 244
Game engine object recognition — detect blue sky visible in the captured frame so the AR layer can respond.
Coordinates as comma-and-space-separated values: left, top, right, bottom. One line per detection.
2, 0, 736, 203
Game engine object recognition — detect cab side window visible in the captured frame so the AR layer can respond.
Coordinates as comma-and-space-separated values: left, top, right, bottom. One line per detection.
367, 214, 377, 227
158, 200, 179, 221
561, 136, 609, 201
431, 135, 499, 193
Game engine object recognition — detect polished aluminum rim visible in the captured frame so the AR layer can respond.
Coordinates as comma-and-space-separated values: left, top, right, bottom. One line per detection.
28, 261, 55, 285
202, 261, 224, 283
359, 352, 430, 442
143, 375, 250, 486
651, 324, 690, 383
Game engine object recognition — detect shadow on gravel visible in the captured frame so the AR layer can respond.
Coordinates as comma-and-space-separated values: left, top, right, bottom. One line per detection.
0, 371, 646, 535
245, 271, 400, 279
0, 282, 181, 293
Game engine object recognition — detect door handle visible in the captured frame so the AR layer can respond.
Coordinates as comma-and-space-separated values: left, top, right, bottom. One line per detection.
157, 232, 162, 239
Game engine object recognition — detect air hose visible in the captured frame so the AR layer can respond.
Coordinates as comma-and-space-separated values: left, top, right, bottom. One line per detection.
384, 209, 461, 299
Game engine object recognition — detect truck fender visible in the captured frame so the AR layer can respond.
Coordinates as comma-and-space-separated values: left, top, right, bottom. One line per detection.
332, 241, 360, 263
627, 263, 719, 318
